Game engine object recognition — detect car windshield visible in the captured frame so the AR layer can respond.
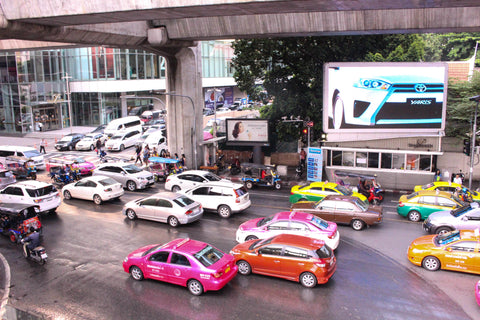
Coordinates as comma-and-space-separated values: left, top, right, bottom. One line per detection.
451, 203, 478, 217
25, 185, 57, 197
73, 158, 86, 164
123, 165, 142, 174
336, 185, 352, 196
355, 199, 369, 211
257, 215, 274, 227
23, 150, 41, 158
422, 183, 434, 189
204, 173, 221, 181
250, 237, 274, 250
194, 245, 224, 267
173, 196, 195, 207
142, 245, 163, 257
310, 216, 329, 230
98, 178, 118, 186
60, 136, 73, 142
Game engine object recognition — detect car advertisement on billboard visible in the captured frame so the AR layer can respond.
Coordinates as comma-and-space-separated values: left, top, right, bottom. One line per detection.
323, 62, 448, 133
225, 119, 269, 146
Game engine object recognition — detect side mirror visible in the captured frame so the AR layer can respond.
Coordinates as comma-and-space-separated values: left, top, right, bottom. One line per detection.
446, 247, 452, 252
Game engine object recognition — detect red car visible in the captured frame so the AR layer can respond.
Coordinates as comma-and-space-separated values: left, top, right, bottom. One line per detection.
123, 238, 237, 295
230, 234, 336, 287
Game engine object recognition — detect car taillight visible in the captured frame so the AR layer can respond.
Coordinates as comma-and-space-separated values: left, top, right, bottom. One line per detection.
315, 262, 326, 268
213, 271, 223, 278
185, 210, 193, 215
166, 177, 171, 183
398, 202, 404, 207
104, 188, 112, 192
34, 199, 43, 203
234, 190, 240, 203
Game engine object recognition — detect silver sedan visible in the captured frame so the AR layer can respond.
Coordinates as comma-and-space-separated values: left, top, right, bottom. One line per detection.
122, 191, 203, 227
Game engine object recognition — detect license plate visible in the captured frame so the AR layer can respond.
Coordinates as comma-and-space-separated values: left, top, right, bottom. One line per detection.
225, 266, 230, 273
41, 254, 47, 259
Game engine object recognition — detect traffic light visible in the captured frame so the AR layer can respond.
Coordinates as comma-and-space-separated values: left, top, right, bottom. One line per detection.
463, 138, 471, 156
302, 128, 308, 135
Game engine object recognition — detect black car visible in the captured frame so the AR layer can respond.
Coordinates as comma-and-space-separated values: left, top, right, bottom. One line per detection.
54, 133, 85, 151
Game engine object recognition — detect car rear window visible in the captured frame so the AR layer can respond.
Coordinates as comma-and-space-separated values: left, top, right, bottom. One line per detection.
194, 245, 224, 267
310, 216, 329, 230
235, 186, 248, 196
123, 165, 142, 173
25, 185, 57, 197
98, 178, 118, 186
406, 192, 419, 200
316, 245, 333, 259
204, 173, 221, 181
173, 196, 195, 207
23, 150, 42, 158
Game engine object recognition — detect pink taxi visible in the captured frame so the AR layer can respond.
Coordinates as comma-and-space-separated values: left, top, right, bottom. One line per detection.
476, 280, 480, 306
123, 238, 237, 295
235, 211, 340, 250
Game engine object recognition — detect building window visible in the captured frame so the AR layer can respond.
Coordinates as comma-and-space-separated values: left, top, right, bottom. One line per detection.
368, 152, 379, 168
381, 153, 392, 169
356, 152, 367, 168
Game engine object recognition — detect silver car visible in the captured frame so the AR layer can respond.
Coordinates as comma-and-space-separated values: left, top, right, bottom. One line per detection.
0, 170, 16, 189
123, 191, 203, 227
423, 202, 480, 235
92, 162, 154, 191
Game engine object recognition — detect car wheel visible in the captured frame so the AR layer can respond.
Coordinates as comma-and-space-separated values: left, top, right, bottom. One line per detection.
217, 205, 232, 218
422, 256, 440, 271
332, 91, 345, 130
64, 190, 72, 200
120, 144, 125, 151
187, 279, 204, 296
351, 219, 365, 231
168, 216, 179, 227
245, 235, 258, 241
126, 209, 137, 220
274, 182, 281, 190
237, 260, 252, 275
436, 227, 452, 235
126, 180, 137, 191
172, 185, 181, 192
93, 194, 103, 205
90, 144, 95, 151
130, 266, 144, 281
299, 272, 317, 288
407, 210, 421, 222
245, 181, 253, 189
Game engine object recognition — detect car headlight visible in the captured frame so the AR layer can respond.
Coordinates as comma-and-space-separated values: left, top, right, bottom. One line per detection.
357, 78, 391, 90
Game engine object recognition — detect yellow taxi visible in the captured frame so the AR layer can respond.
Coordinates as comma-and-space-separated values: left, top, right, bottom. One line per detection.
407, 229, 480, 275
289, 181, 368, 204
413, 181, 480, 202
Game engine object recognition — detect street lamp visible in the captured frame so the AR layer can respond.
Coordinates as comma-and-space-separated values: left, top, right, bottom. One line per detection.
468, 95, 480, 189
121, 93, 197, 169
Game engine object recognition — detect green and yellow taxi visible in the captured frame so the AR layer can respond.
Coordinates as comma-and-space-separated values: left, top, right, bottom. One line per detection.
397, 190, 467, 222
413, 181, 480, 202
289, 181, 368, 204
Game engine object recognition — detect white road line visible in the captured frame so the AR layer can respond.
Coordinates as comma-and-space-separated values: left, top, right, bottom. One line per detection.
0, 253, 11, 319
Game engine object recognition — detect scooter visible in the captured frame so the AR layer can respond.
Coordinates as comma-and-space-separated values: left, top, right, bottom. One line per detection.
295, 162, 305, 179
229, 159, 241, 175
21, 239, 48, 265
368, 184, 385, 205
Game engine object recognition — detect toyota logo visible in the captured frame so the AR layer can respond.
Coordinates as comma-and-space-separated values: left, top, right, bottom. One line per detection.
414, 83, 427, 93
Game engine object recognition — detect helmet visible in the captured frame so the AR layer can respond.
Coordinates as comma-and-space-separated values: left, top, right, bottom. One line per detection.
463, 188, 467, 192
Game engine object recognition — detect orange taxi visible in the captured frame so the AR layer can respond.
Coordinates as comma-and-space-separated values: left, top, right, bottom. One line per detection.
407, 230, 480, 275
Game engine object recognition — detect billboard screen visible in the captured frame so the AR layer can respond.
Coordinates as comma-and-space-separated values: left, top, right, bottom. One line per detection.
323, 62, 448, 133
225, 119, 269, 146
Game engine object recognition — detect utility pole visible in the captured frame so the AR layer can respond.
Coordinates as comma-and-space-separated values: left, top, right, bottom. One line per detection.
62, 73, 73, 134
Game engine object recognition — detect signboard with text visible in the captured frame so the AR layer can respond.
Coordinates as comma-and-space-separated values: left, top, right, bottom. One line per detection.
307, 147, 323, 182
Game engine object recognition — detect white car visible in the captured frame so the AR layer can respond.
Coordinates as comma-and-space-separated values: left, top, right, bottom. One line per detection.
105, 130, 142, 151
165, 170, 231, 192
62, 175, 124, 205
0, 181, 61, 214
76, 133, 106, 151
123, 191, 203, 227
92, 162, 154, 191
178, 181, 251, 218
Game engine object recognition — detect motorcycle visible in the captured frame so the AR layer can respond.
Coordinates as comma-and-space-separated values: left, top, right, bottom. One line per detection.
368, 183, 385, 205
295, 162, 305, 179
21, 238, 47, 265
229, 158, 241, 175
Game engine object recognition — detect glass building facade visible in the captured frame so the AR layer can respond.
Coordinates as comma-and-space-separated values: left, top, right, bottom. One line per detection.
0, 40, 233, 134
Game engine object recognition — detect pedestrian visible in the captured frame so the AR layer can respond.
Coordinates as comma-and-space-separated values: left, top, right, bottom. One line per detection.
165, 150, 171, 158
434, 169, 441, 182
134, 144, 142, 165
152, 147, 158, 157
181, 154, 186, 167
453, 173, 463, 185
39, 138, 46, 154
299, 148, 307, 167
96, 138, 102, 155
143, 145, 150, 165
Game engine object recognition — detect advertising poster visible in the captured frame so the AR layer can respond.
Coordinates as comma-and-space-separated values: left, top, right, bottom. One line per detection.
323, 62, 448, 133
307, 147, 323, 182
226, 119, 269, 145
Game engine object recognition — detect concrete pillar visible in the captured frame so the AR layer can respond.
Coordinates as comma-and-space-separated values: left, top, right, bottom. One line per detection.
165, 44, 203, 169
120, 92, 128, 117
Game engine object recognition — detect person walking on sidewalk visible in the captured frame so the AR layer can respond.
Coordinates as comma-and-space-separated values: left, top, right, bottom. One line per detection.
39, 139, 46, 154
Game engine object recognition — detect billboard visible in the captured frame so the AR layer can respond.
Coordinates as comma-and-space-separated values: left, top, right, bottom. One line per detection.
323, 62, 448, 133
225, 118, 269, 146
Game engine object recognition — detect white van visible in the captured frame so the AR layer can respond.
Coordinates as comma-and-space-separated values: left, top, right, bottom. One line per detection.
143, 131, 168, 155
0, 146, 46, 170
104, 116, 142, 138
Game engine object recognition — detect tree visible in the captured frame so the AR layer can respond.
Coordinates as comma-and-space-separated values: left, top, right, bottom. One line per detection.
232, 35, 424, 141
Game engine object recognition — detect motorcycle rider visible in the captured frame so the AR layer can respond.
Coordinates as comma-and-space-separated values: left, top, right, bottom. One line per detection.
23, 226, 40, 257
358, 179, 371, 199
